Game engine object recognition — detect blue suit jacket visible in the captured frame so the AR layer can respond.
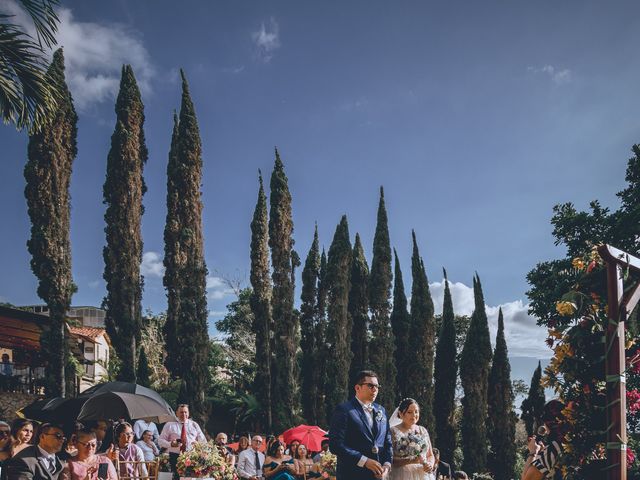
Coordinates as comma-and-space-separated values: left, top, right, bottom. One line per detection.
329, 397, 393, 480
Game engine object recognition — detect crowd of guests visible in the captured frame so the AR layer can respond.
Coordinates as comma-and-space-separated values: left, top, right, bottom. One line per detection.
0, 401, 488, 480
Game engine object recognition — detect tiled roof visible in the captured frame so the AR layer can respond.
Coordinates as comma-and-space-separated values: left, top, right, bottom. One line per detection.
68, 325, 109, 343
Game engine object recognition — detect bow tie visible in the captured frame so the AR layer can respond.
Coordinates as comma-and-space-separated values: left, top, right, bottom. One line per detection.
363, 404, 374, 413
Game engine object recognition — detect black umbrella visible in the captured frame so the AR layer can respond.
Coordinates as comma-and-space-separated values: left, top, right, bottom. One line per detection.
81, 382, 173, 413
77, 391, 177, 423
19, 396, 88, 425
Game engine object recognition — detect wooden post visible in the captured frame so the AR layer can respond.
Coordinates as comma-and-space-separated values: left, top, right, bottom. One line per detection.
598, 245, 640, 480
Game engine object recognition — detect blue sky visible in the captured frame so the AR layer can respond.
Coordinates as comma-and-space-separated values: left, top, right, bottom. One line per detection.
2, 1, 639, 379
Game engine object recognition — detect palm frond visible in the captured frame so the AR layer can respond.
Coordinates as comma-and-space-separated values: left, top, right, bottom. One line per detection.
15, 0, 60, 49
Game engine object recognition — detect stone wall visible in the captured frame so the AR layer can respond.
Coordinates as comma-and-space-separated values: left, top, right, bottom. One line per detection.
0, 391, 41, 421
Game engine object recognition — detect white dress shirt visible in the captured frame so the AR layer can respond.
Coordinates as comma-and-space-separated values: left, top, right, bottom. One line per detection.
158, 419, 206, 454
237, 448, 265, 479
133, 420, 159, 441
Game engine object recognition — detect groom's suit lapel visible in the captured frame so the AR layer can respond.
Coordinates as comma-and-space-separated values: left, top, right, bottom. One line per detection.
351, 397, 375, 441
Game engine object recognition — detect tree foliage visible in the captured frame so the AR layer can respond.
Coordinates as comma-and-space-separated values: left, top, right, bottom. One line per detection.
349, 233, 370, 380
390, 249, 410, 399
314, 248, 329, 427
102, 65, 147, 382
24, 49, 76, 396
520, 361, 545, 436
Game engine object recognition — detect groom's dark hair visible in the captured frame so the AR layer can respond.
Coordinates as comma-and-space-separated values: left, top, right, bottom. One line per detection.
352, 370, 378, 387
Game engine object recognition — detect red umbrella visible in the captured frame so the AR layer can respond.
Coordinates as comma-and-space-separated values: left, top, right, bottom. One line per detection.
281, 425, 328, 452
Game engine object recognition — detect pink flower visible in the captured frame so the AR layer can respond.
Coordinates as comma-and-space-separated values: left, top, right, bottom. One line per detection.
627, 448, 636, 465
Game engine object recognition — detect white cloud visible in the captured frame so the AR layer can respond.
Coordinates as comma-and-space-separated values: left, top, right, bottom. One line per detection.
140, 251, 165, 278
429, 279, 552, 359
88, 279, 103, 289
206, 276, 235, 300
527, 64, 572, 85
252, 18, 280, 63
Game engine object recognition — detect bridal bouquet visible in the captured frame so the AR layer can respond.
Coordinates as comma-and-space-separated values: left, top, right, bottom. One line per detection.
395, 432, 427, 458
319, 451, 337, 478
176, 441, 238, 480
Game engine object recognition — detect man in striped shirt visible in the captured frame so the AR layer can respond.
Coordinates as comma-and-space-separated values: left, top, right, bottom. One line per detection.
521, 400, 565, 480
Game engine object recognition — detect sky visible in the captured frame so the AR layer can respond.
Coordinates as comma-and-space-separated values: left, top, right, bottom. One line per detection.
2, 0, 640, 384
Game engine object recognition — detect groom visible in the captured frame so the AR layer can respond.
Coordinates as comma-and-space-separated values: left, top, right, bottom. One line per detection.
329, 370, 393, 480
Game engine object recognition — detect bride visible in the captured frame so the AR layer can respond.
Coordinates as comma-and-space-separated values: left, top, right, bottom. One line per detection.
390, 398, 436, 480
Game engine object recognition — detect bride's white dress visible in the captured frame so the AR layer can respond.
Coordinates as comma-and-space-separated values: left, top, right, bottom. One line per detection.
390, 425, 436, 480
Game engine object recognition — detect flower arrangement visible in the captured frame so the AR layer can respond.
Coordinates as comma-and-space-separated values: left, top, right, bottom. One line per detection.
393, 431, 427, 459
176, 441, 238, 480
158, 453, 172, 473
318, 451, 337, 478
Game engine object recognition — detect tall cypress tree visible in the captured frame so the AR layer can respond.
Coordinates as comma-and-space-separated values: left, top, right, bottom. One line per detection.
300, 226, 320, 424
433, 268, 457, 465
349, 233, 370, 379
325, 216, 353, 419
268, 149, 298, 430
368, 187, 397, 412
24, 49, 77, 397
314, 248, 329, 427
103, 65, 147, 382
163, 111, 181, 377
487, 308, 516, 480
163, 71, 209, 421
520, 361, 546, 436
407, 231, 436, 432
390, 249, 411, 399
137, 348, 152, 388
460, 274, 493, 474
250, 172, 273, 431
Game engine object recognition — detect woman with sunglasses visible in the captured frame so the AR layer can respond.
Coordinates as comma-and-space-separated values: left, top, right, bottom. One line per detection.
10, 419, 34, 456
66, 429, 117, 480
109, 423, 147, 479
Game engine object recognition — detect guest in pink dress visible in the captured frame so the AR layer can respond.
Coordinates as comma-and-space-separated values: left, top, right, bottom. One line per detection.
65, 429, 117, 480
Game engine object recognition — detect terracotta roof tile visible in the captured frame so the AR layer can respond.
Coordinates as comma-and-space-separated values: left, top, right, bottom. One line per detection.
68, 326, 109, 343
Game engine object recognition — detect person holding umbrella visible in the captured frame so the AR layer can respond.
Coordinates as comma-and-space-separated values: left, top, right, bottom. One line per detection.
158, 404, 205, 478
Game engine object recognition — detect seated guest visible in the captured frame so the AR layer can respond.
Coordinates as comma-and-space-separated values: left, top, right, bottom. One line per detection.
285, 440, 299, 458
10, 419, 34, 457
89, 421, 109, 453
133, 420, 158, 444
66, 429, 117, 480
312, 440, 329, 463
293, 444, 320, 478
265, 435, 277, 454
136, 430, 159, 462
432, 449, 452, 479
0, 421, 12, 467
235, 435, 250, 457
214, 433, 235, 468
59, 422, 84, 461
6, 423, 65, 480
237, 436, 265, 480
108, 422, 147, 479
262, 440, 295, 480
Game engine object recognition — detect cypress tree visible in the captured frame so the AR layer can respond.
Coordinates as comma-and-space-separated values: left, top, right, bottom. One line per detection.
163, 71, 209, 422
137, 348, 152, 388
368, 187, 397, 412
300, 225, 320, 424
268, 149, 299, 430
459, 274, 493, 474
250, 172, 273, 431
520, 361, 546, 436
390, 249, 411, 399
487, 308, 516, 480
433, 268, 457, 462
24, 49, 77, 397
163, 111, 181, 376
314, 248, 329, 427
349, 233, 370, 379
325, 216, 353, 419
407, 232, 436, 431
102, 65, 147, 382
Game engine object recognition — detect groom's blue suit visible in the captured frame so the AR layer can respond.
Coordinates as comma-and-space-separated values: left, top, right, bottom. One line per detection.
329, 397, 393, 480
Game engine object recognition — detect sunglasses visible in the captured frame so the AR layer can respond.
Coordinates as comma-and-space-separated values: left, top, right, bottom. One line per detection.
43, 433, 66, 441
359, 382, 381, 390
77, 441, 97, 448
0, 431, 10, 437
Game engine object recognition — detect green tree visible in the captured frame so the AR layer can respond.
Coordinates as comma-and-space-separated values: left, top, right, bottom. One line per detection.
1, 0, 60, 132
368, 187, 397, 412
459, 274, 492, 474
407, 231, 436, 431
314, 248, 329, 427
349, 233, 370, 379
162, 71, 209, 422
325, 216, 353, 419
139, 312, 169, 388
433, 268, 457, 463
300, 226, 320, 424
487, 308, 516, 480
102, 65, 147, 382
390, 249, 411, 399
249, 172, 273, 431
268, 149, 299, 430
24, 49, 76, 397
520, 361, 545, 436
137, 348, 151, 388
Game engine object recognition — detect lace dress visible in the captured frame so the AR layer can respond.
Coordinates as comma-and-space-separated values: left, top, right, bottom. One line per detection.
390, 425, 435, 480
